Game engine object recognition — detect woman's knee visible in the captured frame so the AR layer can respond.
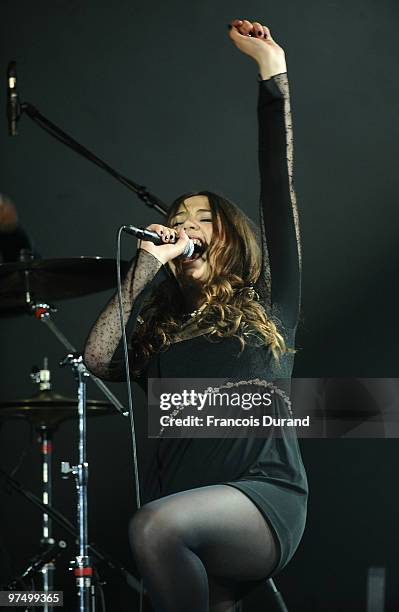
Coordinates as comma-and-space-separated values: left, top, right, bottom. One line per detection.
128, 501, 183, 563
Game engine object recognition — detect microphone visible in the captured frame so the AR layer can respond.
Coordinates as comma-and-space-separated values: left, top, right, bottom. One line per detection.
122, 225, 196, 258
7, 61, 19, 136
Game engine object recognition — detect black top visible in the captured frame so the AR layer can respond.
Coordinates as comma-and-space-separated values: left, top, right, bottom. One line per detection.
83, 72, 308, 576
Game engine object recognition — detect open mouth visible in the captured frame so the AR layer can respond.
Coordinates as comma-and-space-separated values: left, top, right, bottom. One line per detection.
182, 237, 207, 262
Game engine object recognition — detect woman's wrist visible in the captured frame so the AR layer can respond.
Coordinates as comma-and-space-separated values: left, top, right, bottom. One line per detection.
138, 246, 166, 266
257, 57, 287, 81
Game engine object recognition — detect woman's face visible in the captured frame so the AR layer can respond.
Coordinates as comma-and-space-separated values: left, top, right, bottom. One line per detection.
168, 195, 214, 282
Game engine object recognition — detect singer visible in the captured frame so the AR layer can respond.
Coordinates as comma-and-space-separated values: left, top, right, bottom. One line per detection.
84, 18, 308, 611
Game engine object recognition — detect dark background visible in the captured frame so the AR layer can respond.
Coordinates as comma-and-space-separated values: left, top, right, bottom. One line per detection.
1, 1, 399, 610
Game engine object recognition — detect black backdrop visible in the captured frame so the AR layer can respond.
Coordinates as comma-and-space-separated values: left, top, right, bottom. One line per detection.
1, 1, 399, 610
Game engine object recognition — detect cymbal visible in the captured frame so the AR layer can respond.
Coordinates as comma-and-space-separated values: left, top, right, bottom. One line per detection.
0, 389, 115, 427
0, 257, 130, 316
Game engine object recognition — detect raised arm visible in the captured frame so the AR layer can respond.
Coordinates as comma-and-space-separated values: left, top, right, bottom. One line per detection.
228, 19, 301, 329
257, 71, 301, 328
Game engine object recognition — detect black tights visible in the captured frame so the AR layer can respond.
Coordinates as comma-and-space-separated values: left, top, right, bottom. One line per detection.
129, 484, 279, 612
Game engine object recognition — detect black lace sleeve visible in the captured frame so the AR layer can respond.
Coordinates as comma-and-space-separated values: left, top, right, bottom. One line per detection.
254, 72, 301, 330
83, 249, 172, 381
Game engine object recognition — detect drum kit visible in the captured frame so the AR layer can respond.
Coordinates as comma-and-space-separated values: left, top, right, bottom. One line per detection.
4, 60, 170, 611
0, 254, 143, 610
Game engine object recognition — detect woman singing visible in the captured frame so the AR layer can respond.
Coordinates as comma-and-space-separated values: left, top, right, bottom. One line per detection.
84, 18, 308, 612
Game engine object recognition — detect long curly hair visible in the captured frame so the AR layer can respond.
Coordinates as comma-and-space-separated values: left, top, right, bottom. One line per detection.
129, 191, 291, 378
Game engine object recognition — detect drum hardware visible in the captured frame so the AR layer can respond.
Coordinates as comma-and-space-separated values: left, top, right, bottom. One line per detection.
6, 64, 171, 607
30, 300, 128, 419
0, 381, 115, 428
0, 357, 114, 611
0, 361, 143, 605
59, 352, 93, 612
0, 467, 143, 596
7, 540, 68, 591
0, 257, 129, 423
0, 256, 130, 315
0, 257, 140, 610
0, 256, 129, 417
35, 358, 56, 612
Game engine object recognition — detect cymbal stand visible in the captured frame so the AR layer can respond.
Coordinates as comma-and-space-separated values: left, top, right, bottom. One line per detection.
0, 467, 143, 595
31, 360, 58, 611
60, 353, 94, 612
29, 301, 128, 417
6, 540, 67, 591
36, 425, 59, 610
20, 282, 130, 610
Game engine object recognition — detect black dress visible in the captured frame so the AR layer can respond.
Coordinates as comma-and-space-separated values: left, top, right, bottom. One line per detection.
84, 72, 308, 576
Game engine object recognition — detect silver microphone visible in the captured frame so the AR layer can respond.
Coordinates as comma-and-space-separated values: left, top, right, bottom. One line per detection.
122, 225, 195, 258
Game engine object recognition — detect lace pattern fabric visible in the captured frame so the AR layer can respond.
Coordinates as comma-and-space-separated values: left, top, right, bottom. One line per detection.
273, 73, 301, 267
83, 249, 163, 378
255, 72, 301, 329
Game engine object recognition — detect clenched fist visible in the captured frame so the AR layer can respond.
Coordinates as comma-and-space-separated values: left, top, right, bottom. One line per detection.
138, 223, 191, 265
228, 18, 287, 80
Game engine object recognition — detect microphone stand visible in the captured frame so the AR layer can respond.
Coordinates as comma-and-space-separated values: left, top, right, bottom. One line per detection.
8, 61, 168, 214
17, 100, 168, 216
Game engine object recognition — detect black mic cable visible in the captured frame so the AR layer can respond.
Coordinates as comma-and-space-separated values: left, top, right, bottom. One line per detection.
7, 61, 20, 136
116, 227, 145, 612
116, 223, 196, 611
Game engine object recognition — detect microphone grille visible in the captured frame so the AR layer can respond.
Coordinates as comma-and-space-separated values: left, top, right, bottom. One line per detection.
182, 239, 195, 258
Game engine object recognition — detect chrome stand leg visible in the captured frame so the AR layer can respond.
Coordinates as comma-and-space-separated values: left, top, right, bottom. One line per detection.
61, 354, 94, 612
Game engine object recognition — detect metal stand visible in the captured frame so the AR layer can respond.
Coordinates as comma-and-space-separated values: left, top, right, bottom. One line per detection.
15, 287, 137, 610
30, 358, 57, 611
18, 93, 169, 216
31, 302, 127, 417
28, 298, 126, 611
60, 353, 94, 612
38, 426, 56, 611
5, 540, 67, 591
266, 578, 290, 612
0, 467, 143, 595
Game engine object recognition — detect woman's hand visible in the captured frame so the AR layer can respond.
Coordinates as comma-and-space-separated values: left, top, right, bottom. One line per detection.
138, 223, 191, 265
228, 18, 287, 80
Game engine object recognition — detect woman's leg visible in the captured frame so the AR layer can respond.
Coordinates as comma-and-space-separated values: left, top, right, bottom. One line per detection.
207, 576, 238, 612
129, 484, 279, 612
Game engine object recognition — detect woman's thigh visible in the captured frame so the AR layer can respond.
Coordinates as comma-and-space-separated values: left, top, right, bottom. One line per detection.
135, 483, 279, 582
